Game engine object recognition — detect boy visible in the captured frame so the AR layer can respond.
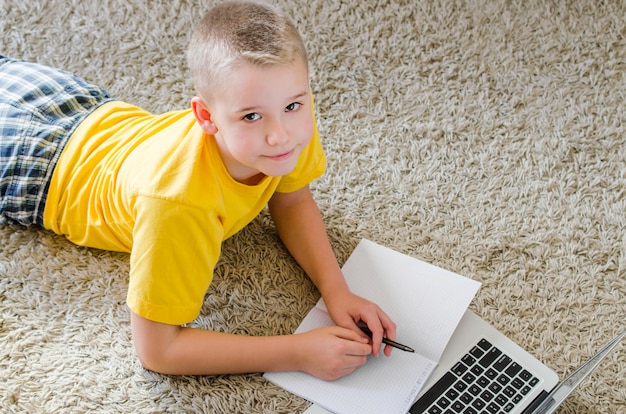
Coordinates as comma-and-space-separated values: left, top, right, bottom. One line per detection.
0, 0, 396, 381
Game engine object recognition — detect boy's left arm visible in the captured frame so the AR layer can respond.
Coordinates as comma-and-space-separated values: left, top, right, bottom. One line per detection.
268, 185, 396, 357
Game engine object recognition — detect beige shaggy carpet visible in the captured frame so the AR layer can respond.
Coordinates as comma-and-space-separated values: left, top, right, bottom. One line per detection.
1, 0, 625, 413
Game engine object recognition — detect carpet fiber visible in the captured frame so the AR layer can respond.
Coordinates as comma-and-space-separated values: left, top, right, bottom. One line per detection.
1, 0, 625, 413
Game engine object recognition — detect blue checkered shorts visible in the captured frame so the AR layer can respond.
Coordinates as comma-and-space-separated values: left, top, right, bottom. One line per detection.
0, 56, 113, 226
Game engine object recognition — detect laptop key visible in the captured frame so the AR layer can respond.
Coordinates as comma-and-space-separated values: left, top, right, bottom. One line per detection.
469, 346, 485, 359
470, 365, 484, 376
477, 339, 492, 351
485, 368, 498, 379
479, 347, 502, 368
461, 354, 476, 366
512, 377, 524, 389
445, 389, 459, 401
410, 372, 456, 413
452, 362, 468, 376
462, 372, 476, 384
437, 396, 451, 409
493, 354, 512, 371
486, 402, 501, 413
505, 362, 522, 377
495, 394, 508, 406
503, 402, 516, 412
471, 398, 486, 410
503, 386, 516, 398
476, 376, 490, 388
488, 382, 502, 394
454, 380, 468, 392
519, 369, 533, 381
480, 390, 494, 402
468, 384, 481, 396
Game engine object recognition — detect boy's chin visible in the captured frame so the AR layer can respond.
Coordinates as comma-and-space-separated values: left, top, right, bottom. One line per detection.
263, 163, 299, 178
257, 158, 300, 178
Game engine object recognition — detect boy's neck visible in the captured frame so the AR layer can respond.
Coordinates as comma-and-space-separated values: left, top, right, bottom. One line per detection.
238, 172, 266, 186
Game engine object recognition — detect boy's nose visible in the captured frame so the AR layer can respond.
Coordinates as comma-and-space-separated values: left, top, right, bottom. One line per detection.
266, 118, 290, 146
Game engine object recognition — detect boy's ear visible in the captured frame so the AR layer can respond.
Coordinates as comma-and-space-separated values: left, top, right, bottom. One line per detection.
191, 96, 218, 135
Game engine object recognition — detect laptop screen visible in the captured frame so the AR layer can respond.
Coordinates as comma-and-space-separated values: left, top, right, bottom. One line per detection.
531, 329, 625, 414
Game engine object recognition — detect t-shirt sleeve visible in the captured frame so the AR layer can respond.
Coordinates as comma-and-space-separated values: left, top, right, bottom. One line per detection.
275, 112, 326, 193
126, 195, 223, 325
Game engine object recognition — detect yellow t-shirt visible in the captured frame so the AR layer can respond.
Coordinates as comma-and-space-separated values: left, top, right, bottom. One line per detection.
43, 101, 326, 325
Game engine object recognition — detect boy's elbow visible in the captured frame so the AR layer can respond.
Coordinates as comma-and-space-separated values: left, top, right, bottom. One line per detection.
134, 342, 160, 372
133, 334, 187, 375
130, 311, 181, 375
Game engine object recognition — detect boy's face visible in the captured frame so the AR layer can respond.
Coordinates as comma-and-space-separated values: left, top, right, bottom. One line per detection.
196, 59, 313, 184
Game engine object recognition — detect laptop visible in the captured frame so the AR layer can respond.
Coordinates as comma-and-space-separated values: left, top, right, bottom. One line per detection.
408, 310, 624, 414
304, 310, 625, 414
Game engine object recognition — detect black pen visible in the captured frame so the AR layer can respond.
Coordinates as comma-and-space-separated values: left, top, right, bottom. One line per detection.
357, 321, 415, 353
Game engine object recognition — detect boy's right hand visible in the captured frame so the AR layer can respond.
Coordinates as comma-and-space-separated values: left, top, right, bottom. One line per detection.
293, 326, 372, 381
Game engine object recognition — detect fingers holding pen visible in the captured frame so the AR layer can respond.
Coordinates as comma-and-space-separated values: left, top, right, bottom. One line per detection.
325, 294, 397, 358
295, 326, 371, 381
357, 309, 397, 357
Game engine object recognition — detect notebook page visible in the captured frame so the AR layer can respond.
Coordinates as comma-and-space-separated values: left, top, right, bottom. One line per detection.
267, 306, 436, 414
264, 239, 480, 414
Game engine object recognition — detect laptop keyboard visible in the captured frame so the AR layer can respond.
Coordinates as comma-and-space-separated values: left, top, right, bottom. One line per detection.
410, 338, 540, 414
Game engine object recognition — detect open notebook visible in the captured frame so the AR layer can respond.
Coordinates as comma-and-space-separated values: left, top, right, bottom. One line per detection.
264, 239, 481, 414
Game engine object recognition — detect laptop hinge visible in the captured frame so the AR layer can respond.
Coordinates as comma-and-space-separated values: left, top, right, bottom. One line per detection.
521, 390, 550, 414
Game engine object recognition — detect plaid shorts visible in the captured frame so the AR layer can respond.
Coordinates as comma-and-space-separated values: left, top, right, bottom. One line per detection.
0, 56, 113, 226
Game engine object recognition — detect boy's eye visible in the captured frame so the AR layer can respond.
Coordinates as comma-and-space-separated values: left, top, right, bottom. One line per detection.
243, 113, 261, 122
285, 102, 301, 112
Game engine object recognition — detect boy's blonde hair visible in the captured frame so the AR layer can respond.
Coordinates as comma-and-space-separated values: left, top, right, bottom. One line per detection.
188, 0, 308, 100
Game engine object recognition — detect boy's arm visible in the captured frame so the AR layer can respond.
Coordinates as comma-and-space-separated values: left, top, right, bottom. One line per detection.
130, 310, 371, 380
268, 185, 396, 357
129, 185, 394, 379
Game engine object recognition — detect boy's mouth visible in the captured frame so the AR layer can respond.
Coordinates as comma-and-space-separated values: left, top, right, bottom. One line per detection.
266, 149, 295, 161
